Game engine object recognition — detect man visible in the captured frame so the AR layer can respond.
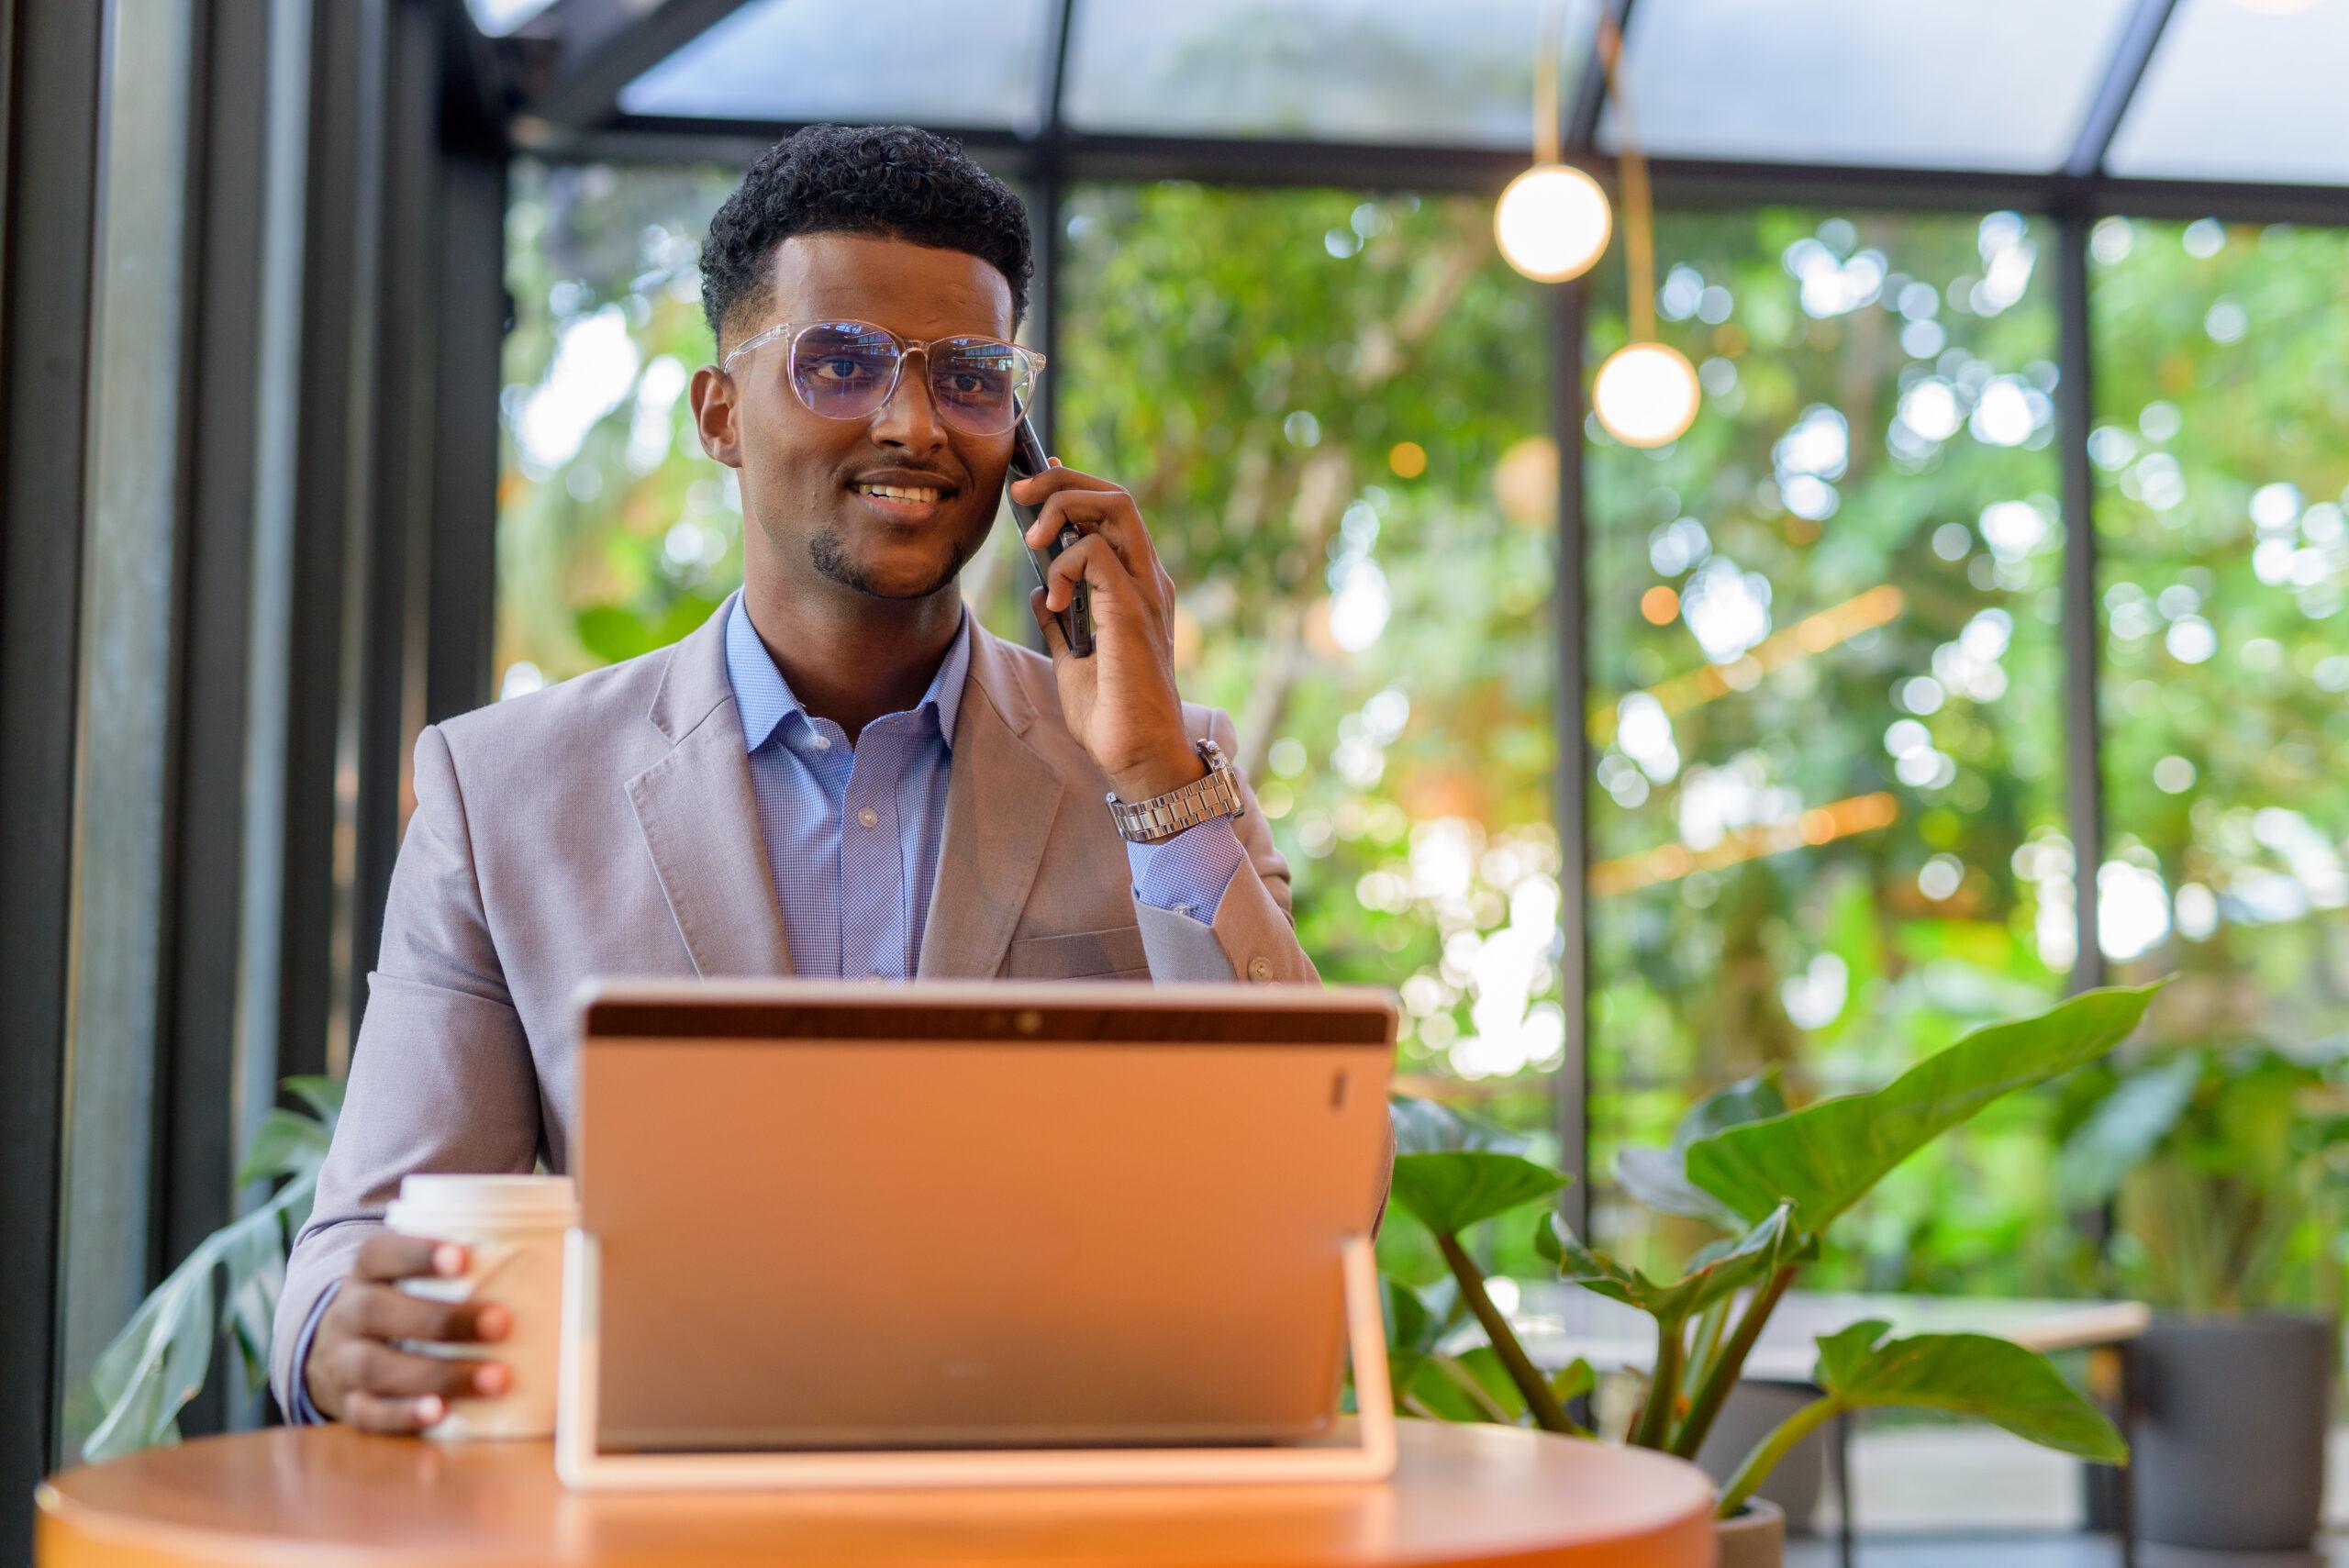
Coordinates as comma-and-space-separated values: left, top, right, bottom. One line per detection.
273, 124, 1320, 1431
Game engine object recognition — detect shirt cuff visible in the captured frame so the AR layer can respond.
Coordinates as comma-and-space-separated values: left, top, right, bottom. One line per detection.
1126, 816, 1246, 925
286, 1281, 340, 1425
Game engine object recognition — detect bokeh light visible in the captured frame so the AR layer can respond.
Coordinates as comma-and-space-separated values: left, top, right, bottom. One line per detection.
1592, 341, 1700, 448
1494, 164, 1611, 283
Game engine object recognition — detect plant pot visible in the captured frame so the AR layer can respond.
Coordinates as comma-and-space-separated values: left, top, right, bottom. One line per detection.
1713, 1496, 1785, 1568
1693, 1382, 1825, 1534
2135, 1310, 2333, 1553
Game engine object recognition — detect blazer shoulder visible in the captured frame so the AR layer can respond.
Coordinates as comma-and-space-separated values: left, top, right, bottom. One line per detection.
433, 640, 680, 783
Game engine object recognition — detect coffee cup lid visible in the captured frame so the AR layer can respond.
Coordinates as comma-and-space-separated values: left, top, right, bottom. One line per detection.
392, 1173, 577, 1220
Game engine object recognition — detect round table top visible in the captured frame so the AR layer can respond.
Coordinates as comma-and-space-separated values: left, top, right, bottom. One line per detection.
38, 1421, 1718, 1568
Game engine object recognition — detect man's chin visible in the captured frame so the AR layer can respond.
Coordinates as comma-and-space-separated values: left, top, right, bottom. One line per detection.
808, 528, 972, 602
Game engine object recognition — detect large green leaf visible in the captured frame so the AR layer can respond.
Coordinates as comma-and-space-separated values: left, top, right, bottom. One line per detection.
281, 1074, 347, 1130
1389, 1095, 1530, 1157
2055, 1050, 2202, 1208
1381, 1274, 1446, 1355
1391, 1151, 1566, 1237
1811, 1319, 2126, 1464
1617, 1070, 1788, 1229
83, 1083, 335, 1462
234, 1106, 333, 1186
83, 1239, 219, 1460
1536, 1202, 1796, 1320
1687, 984, 2159, 1229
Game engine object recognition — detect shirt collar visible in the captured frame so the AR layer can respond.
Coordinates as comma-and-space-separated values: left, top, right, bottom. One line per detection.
724, 590, 970, 754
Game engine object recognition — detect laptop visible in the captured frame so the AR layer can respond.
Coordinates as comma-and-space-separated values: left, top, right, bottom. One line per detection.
555, 978, 1397, 1490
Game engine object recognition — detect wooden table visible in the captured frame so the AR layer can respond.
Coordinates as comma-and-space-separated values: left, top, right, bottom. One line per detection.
37, 1421, 1720, 1568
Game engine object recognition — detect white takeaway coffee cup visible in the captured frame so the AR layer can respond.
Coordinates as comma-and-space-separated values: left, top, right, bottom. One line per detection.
385, 1173, 577, 1440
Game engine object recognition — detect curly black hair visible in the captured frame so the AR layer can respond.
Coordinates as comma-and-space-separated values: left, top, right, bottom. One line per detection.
699, 123, 1032, 350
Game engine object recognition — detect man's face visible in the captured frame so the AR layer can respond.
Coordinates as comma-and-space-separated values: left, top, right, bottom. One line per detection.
697, 230, 1018, 604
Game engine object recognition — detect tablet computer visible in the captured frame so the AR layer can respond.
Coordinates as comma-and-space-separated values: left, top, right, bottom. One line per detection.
565, 978, 1397, 1460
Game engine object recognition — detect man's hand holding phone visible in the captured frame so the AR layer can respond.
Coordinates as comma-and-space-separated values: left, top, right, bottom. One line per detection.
1009, 459, 1209, 810
303, 1234, 510, 1432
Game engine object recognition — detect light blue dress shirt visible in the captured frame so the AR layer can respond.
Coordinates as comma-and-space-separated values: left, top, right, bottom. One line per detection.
723, 592, 1246, 969
288, 594, 1245, 1422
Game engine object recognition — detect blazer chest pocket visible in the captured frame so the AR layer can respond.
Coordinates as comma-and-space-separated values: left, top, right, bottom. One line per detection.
1001, 923, 1151, 981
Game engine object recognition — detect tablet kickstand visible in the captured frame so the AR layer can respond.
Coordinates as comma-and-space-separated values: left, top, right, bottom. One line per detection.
554, 1228, 1398, 1492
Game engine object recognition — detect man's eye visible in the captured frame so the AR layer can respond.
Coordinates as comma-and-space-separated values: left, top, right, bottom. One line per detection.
813, 357, 872, 381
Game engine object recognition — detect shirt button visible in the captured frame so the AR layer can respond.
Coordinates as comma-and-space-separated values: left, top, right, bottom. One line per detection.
811, 734, 830, 751
1247, 956, 1274, 984
856, 806, 879, 828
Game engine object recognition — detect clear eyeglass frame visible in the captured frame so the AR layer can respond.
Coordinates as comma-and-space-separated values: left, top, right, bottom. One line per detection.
719, 317, 1047, 436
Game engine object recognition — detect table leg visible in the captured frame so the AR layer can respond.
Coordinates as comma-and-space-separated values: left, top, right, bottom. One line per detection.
2115, 1340, 2137, 1568
1834, 1407, 1854, 1568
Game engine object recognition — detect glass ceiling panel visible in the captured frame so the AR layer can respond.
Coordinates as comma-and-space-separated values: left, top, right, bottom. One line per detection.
1601, 0, 2136, 171
620, 0, 1049, 126
468, 0, 558, 35
1063, 0, 1586, 148
2107, 0, 2349, 185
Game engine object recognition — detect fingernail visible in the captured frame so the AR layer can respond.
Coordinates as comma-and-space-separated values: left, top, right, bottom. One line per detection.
476, 1306, 510, 1340
433, 1244, 466, 1276
1048, 455, 1062, 466
474, 1363, 508, 1396
417, 1396, 444, 1423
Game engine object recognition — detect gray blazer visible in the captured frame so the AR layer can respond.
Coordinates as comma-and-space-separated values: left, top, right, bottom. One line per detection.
272, 595, 1318, 1411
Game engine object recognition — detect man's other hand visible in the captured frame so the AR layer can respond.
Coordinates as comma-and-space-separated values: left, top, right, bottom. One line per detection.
305, 1233, 511, 1432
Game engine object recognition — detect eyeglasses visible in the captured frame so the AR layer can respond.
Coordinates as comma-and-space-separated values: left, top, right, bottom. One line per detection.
720, 317, 1046, 438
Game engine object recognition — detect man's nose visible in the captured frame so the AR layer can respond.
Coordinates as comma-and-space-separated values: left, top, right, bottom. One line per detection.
870, 352, 946, 451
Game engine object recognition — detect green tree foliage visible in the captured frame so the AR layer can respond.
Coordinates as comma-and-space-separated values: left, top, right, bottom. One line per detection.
2088, 218, 2349, 1052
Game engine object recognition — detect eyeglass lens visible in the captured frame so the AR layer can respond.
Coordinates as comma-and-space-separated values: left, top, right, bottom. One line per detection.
789, 321, 1034, 435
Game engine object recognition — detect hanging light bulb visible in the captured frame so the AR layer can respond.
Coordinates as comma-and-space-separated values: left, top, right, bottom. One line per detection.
1496, 166, 1612, 283
1583, 4, 1700, 450
1593, 342, 1699, 447
1499, 0, 1612, 283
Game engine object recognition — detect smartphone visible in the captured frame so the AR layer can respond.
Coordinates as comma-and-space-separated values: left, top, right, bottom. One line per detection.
1006, 403, 1094, 658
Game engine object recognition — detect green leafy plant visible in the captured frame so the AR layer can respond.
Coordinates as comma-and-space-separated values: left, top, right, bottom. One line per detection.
1383, 984, 2155, 1519
76, 1077, 343, 1461
2058, 1041, 2348, 1316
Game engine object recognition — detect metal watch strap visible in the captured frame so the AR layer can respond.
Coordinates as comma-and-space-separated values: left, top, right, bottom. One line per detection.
1107, 738, 1245, 842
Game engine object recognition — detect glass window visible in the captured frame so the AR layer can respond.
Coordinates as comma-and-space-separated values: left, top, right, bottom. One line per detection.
1063, 0, 1584, 147
1603, 0, 2135, 172
2089, 217, 2349, 1046
2105, 0, 2349, 184
1585, 209, 2073, 1295
1055, 184, 1559, 1170
496, 161, 740, 695
619, 0, 1050, 127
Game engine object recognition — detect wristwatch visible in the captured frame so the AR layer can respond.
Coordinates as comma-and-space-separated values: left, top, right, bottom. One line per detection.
1107, 738, 1246, 843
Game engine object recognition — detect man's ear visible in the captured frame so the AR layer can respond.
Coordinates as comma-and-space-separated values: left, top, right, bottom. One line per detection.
689, 363, 743, 468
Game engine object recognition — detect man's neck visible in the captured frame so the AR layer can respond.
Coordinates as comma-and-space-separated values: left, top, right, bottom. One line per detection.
739, 572, 963, 747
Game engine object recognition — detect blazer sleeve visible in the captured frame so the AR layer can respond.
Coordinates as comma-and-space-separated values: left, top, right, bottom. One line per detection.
1132, 706, 1319, 986
269, 723, 543, 1415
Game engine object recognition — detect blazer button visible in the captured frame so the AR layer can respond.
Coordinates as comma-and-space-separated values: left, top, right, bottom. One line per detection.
1247, 955, 1274, 984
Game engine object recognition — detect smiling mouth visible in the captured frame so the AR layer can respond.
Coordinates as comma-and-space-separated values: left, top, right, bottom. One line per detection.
847, 481, 954, 525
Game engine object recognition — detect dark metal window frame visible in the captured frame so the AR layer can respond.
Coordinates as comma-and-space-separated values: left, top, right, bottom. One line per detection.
492, 0, 2349, 1210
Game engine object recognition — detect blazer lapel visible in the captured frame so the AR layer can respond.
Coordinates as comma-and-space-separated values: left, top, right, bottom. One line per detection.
917, 628, 1064, 979
626, 596, 794, 977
